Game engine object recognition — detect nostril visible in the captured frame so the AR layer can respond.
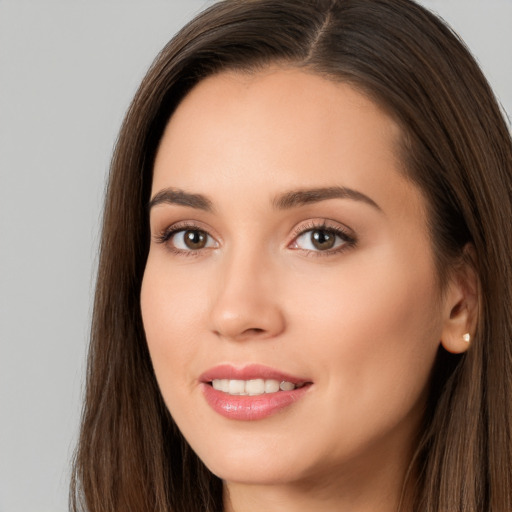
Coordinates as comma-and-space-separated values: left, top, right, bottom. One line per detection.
213, 326, 268, 341
245, 328, 265, 335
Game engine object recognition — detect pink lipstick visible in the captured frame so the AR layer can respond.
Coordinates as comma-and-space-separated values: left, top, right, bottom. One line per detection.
200, 364, 312, 421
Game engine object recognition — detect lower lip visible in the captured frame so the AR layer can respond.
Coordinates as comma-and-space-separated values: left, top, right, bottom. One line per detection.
201, 383, 311, 421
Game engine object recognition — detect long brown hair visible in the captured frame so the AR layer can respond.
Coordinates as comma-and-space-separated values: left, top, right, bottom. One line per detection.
71, 1, 512, 510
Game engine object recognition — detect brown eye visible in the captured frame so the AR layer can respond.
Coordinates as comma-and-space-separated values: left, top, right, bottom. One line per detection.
183, 230, 208, 250
168, 228, 217, 252
292, 225, 353, 253
311, 230, 336, 250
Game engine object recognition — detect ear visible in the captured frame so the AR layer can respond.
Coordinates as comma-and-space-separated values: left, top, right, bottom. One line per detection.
440, 244, 480, 354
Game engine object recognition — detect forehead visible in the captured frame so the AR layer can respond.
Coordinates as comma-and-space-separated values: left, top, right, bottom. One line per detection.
152, 67, 423, 221
158, 67, 403, 159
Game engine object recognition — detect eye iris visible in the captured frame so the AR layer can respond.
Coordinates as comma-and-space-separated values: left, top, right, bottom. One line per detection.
184, 230, 207, 249
311, 229, 335, 250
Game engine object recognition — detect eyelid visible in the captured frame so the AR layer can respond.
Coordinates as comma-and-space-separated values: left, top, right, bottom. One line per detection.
153, 220, 220, 253
288, 219, 357, 255
152, 218, 356, 257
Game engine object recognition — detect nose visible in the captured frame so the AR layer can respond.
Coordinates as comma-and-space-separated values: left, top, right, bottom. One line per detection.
209, 249, 286, 342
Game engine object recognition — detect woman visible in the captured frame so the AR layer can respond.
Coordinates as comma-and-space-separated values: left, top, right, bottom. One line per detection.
71, 0, 512, 510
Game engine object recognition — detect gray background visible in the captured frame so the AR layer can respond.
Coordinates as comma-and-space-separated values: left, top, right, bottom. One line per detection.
1, 1, 510, 511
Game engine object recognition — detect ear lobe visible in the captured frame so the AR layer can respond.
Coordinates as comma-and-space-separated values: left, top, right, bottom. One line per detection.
440, 245, 479, 354
441, 297, 474, 354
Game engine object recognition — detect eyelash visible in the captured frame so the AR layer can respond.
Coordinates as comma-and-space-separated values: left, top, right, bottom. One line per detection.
154, 221, 214, 257
154, 220, 357, 257
290, 221, 357, 257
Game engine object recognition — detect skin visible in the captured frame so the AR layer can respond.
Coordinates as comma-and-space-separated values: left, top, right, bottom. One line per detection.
141, 68, 472, 512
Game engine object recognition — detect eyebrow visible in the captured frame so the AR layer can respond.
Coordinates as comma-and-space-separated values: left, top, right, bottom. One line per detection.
272, 186, 381, 211
148, 185, 381, 213
148, 188, 214, 212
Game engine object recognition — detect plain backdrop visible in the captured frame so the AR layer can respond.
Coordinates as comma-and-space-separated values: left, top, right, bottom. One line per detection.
0, 1, 511, 511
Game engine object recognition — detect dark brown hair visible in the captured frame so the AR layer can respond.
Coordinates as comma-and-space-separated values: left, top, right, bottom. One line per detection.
71, 1, 512, 510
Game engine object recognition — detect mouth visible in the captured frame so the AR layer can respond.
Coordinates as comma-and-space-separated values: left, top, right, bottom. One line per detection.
199, 364, 312, 420
209, 378, 306, 396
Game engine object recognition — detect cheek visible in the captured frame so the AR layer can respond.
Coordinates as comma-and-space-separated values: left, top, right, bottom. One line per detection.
140, 257, 210, 401
287, 247, 442, 421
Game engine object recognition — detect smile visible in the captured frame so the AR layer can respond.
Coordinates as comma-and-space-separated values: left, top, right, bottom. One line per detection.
210, 378, 305, 396
200, 365, 312, 420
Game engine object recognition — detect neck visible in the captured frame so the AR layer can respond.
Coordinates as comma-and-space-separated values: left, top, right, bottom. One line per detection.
223, 446, 416, 512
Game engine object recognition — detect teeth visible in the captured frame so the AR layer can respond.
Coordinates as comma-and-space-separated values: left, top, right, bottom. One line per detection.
265, 379, 280, 393
279, 381, 295, 391
228, 380, 246, 395
211, 379, 302, 396
245, 378, 264, 395
218, 379, 229, 392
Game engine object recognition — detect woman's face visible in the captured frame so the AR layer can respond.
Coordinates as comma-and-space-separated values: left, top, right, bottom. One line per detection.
141, 68, 449, 488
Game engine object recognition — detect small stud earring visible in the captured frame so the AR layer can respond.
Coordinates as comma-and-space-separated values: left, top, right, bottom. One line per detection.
462, 333, 471, 343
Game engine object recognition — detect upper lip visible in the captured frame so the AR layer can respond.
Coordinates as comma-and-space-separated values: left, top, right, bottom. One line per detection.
199, 364, 310, 384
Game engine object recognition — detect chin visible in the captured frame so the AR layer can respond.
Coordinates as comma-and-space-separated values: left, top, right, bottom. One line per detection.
207, 459, 303, 486
192, 436, 311, 485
